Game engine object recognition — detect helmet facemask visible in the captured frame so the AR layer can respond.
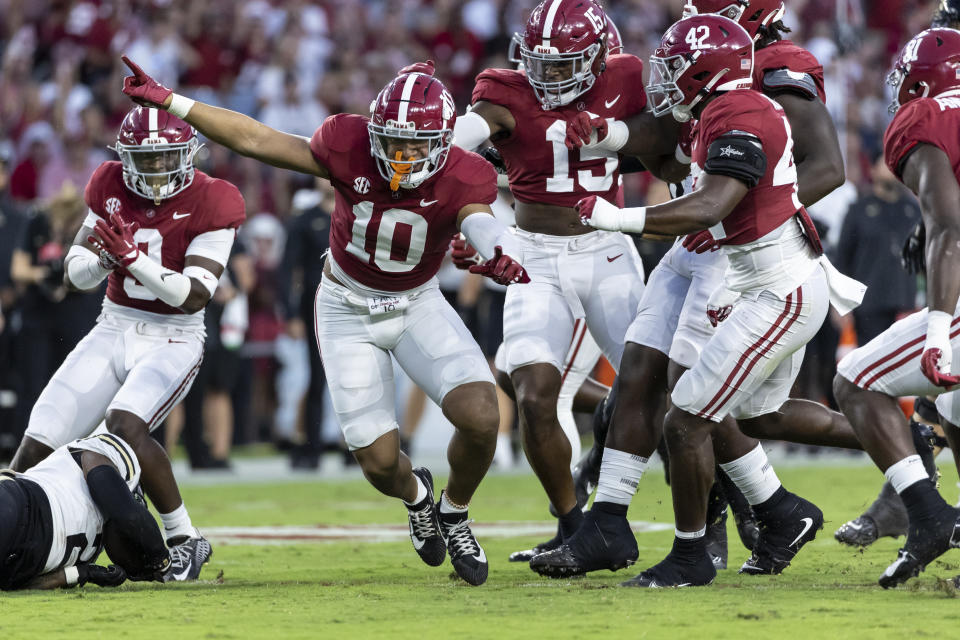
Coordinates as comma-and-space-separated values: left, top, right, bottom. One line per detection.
368, 120, 451, 190
114, 137, 200, 204
520, 41, 603, 109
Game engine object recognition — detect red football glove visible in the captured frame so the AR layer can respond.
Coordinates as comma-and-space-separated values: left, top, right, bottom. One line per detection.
89, 213, 141, 268
706, 286, 739, 328
399, 60, 436, 76
469, 246, 530, 285
920, 348, 960, 388
121, 55, 173, 108
565, 113, 608, 150
682, 230, 720, 253
450, 236, 482, 269
576, 195, 597, 226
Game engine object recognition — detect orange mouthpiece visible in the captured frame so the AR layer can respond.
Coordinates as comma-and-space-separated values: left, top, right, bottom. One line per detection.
389, 150, 413, 191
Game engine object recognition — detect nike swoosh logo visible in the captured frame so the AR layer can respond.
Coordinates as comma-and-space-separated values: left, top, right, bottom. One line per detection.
168, 339, 187, 344
607, 254, 623, 262
605, 94, 621, 108
172, 212, 191, 219
420, 199, 438, 207
171, 567, 191, 581
845, 522, 863, 531
411, 536, 426, 550
474, 547, 487, 564
160, 272, 175, 281
789, 517, 815, 548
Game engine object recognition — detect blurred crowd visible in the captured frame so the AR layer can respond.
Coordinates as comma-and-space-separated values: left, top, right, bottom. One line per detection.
0, 0, 936, 468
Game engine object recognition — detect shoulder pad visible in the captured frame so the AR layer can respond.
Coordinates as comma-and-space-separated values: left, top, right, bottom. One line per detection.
762, 69, 818, 100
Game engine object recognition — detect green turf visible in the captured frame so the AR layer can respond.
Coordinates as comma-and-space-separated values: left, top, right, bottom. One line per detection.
4, 461, 960, 639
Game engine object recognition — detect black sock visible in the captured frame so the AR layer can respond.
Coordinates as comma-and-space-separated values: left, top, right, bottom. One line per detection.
592, 501, 628, 518
671, 535, 708, 565
752, 486, 789, 521
900, 480, 950, 524
558, 506, 585, 540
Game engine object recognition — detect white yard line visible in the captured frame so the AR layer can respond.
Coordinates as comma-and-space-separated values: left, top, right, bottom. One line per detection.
203, 521, 672, 545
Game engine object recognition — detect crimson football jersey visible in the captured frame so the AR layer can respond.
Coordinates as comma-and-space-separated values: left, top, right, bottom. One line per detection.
753, 40, 827, 103
84, 162, 245, 315
310, 114, 497, 292
885, 89, 960, 182
690, 90, 802, 245
472, 54, 646, 208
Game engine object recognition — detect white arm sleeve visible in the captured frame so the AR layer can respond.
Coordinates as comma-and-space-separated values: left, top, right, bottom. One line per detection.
453, 111, 492, 151
65, 245, 111, 290
185, 228, 236, 265
460, 212, 519, 260
125, 254, 192, 308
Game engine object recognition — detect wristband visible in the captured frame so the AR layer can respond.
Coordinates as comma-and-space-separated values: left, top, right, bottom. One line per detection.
167, 94, 196, 119
618, 205, 647, 234
675, 144, 692, 165
926, 310, 953, 345
65, 566, 80, 586
600, 119, 629, 152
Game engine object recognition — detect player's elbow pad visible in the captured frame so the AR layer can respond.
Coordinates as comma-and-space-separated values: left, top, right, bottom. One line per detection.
453, 111, 492, 151
703, 134, 767, 188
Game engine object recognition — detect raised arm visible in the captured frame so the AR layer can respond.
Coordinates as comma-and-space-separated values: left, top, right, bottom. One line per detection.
121, 56, 328, 178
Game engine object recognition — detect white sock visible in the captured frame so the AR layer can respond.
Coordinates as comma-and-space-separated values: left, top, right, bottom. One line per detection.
595, 447, 648, 506
403, 475, 428, 507
719, 444, 782, 505
160, 504, 195, 541
439, 491, 468, 514
675, 526, 706, 539
885, 455, 928, 494
494, 433, 515, 469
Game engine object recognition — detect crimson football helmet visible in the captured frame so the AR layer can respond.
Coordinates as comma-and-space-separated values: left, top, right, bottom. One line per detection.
520, 0, 609, 109
368, 70, 456, 189
887, 27, 960, 113
684, 0, 785, 41
647, 14, 754, 122
510, 14, 621, 66
112, 106, 199, 203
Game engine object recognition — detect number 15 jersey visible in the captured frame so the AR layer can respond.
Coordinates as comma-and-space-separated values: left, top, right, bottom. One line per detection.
471, 54, 647, 208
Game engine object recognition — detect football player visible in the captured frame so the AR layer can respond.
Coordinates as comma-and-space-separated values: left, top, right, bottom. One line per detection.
833, 27, 960, 588
1, 432, 170, 590
556, 13, 870, 587
9, 105, 244, 581
453, 0, 678, 559
120, 57, 529, 587
533, 0, 865, 579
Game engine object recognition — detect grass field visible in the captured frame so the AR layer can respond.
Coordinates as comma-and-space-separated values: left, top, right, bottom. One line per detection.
4, 459, 960, 639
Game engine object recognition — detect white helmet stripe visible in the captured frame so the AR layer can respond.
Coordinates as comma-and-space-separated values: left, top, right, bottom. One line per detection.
148, 108, 159, 135
396, 73, 421, 124
541, 0, 563, 47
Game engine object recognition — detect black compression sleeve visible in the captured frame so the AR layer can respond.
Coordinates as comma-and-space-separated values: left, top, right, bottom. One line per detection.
85, 465, 167, 560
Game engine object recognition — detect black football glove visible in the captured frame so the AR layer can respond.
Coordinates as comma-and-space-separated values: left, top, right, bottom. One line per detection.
901, 220, 926, 275
478, 147, 506, 174
77, 564, 127, 588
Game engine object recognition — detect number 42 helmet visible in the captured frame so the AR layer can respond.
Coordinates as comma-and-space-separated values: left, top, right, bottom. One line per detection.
887, 27, 960, 113
683, 0, 785, 41
647, 14, 754, 122
112, 106, 200, 204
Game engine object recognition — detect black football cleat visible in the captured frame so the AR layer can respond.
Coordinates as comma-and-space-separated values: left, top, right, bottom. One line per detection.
406, 467, 446, 567
740, 493, 823, 575
705, 509, 729, 570
509, 524, 562, 562
529, 509, 638, 578
438, 504, 488, 586
621, 550, 716, 588
163, 534, 213, 582
879, 506, 960, 589
834, 515, 880, 547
